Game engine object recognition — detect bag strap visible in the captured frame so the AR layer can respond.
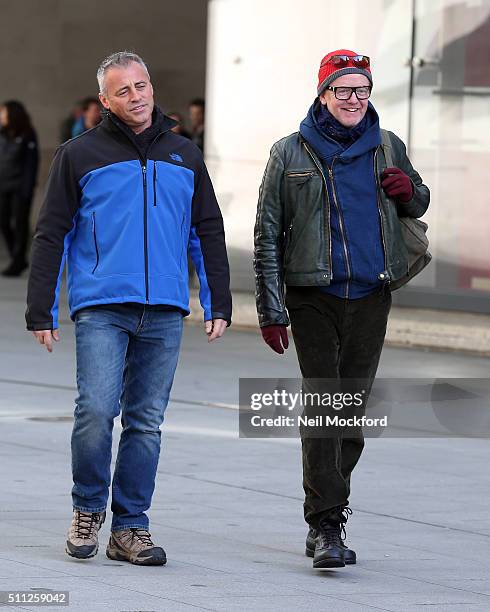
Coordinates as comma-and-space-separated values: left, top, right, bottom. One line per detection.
380, 129, 394, 167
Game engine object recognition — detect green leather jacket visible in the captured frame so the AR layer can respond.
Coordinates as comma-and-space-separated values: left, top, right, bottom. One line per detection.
253, 129, 430, 327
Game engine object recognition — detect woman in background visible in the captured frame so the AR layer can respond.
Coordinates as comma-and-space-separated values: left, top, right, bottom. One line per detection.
0, 100, 39, 277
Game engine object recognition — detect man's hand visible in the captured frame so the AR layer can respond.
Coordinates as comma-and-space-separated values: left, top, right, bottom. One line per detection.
261, 325, 289, 354
32, 329, 60, 353
381, 167, 414, 202
204, 319, 227, 342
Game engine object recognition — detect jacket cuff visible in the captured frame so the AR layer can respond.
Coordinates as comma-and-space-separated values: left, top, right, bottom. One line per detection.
26, 321, 55, 331
258, 314, 290, 328
211, 311, 232, 327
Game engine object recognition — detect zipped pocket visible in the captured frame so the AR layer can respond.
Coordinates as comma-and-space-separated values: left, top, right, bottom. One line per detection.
286, 171, 315, 178
283, 219, 295, 264
286, 170, 316, 190
180, 215, 186, 270
91, 211, 100, 274
153, 161, 158, 207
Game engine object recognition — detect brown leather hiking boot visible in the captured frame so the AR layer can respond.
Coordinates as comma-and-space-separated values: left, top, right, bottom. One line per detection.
65, 509, 106, 559
106, 528, 166, 566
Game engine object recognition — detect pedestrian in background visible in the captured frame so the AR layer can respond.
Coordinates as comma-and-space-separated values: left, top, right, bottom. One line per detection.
71, 97, 102, 138
26, 51, 231, 566
60, 100, 83, 143
0, 100, 39, 277
254, 49, 430, 570
188, 98, 205, 151
168, 112, 191, 139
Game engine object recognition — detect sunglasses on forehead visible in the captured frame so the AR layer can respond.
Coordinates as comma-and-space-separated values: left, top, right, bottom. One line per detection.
321, 55, 370, 69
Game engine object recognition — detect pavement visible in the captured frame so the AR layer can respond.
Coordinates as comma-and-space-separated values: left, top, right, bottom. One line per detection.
1, 273, 490, 612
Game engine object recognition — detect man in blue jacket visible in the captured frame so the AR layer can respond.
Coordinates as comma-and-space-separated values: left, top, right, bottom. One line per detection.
254, 49, 430, 569
26, 51, 232, 566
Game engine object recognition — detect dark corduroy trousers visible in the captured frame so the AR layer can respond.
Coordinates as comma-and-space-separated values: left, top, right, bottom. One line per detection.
285, 284, 391, 528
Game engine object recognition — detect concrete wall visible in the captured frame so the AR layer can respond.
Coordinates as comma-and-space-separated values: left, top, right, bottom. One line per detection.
0, 0, 208, 216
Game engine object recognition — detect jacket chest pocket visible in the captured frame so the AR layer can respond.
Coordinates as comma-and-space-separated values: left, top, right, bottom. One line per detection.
284, 170, 322, 220
285, 170, 320, 198
286, 170, 316, 185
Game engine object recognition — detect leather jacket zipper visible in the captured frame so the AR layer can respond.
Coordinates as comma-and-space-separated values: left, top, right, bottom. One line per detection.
91, 211, 99, 274
302, 141, 333, 280
328, 160, 351, 299
373, 148, 389, 279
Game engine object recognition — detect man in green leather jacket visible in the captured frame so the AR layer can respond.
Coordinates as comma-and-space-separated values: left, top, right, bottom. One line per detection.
253, 49, 430, 570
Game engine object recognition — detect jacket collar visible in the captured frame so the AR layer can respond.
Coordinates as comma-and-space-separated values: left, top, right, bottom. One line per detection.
102, 105, 177, 140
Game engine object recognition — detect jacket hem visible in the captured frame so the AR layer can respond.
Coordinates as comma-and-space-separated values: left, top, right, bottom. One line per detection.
70, 296, 191, 321
284, 272, 331, 285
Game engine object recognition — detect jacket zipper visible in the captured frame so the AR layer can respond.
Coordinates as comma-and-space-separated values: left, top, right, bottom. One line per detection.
327, 160, 351, 299
107, 114, 168, 304
142, 165, 149, 302
302, 141, 333, 281
373, 148, 389, 279
91, 211, 99, 274
153, 161, 158, 207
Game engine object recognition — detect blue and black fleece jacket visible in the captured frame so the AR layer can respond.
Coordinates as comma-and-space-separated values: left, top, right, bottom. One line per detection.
25, 107, 232, 330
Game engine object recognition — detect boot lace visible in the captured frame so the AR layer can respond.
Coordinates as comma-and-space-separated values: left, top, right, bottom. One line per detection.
319, 505, 353, 544
318, 525, 342, 547
130, 528, 154, 547
339, 506, 352, 541
75, 511, 102, 539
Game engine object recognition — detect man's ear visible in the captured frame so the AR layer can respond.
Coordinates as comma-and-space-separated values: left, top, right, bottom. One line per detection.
98, 92, 110, 111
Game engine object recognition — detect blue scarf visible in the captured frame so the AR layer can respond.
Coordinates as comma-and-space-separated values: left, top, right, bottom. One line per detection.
316, 102, 369, 149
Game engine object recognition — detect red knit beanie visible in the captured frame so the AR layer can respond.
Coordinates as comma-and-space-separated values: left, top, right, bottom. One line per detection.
317, 49, 372, 95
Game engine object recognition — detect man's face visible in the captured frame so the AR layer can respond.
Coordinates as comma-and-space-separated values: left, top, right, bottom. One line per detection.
99, 61, 154, 133
189, 104, 204, 130
319, 74, 370, 128
0, 106, 8, 128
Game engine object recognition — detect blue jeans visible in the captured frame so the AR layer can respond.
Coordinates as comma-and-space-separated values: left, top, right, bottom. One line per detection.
71, 303, 183, 532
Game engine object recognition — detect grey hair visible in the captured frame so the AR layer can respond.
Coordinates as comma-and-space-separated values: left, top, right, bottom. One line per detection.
97, 51, 150, 95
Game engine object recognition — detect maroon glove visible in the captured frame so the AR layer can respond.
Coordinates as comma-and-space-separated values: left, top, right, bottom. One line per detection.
261, 325, 289, 354
381, 167, 413, 202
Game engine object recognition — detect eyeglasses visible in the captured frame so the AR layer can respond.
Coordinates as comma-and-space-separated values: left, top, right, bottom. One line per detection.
321, 54, 370, 69
325, 85, 372, 100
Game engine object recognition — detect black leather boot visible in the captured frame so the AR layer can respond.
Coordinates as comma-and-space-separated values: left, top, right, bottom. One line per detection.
306, 527, 357, 564
311, 506, 356, 568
